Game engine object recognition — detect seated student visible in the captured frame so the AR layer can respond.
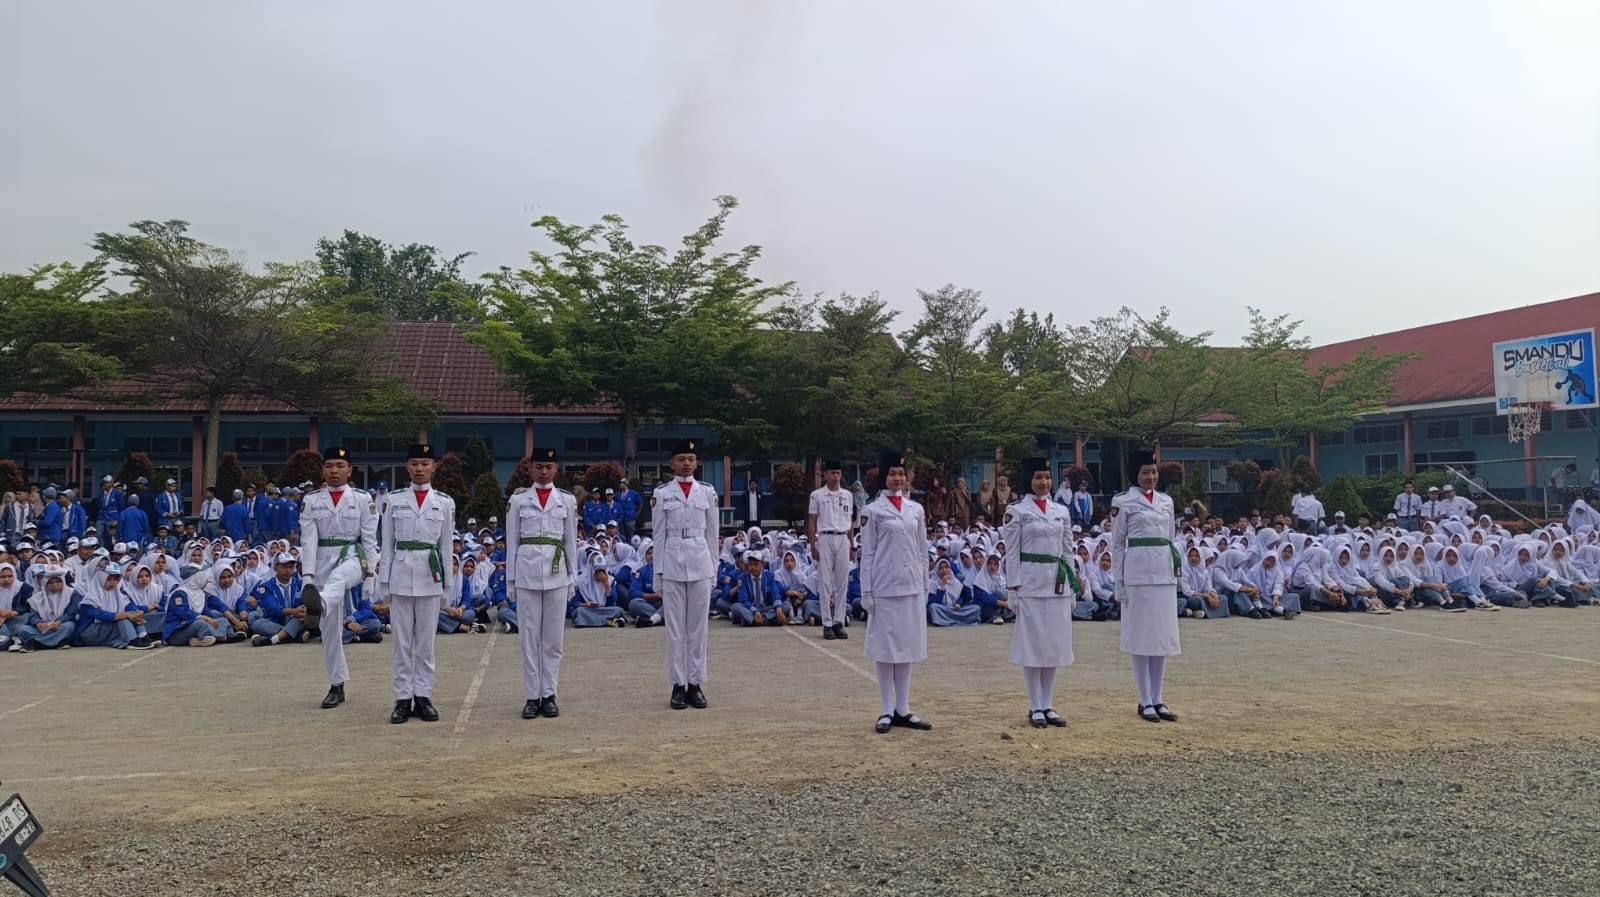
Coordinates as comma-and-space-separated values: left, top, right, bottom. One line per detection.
1473, 543, 1530, 608
627, 542, 664, 628
0, 562, 33, 651
12, 565, 78, 651
1291, 544, 1347, 611
847, 555, 865, 622
1178, 546, 1216, 619
1438, 545, 1500, 612
120, 563, 169, 644
1331, 544, 1387, 613
570, 558, 629, 628
161, 570, 229, 647
440, 555, 487, 634
774, 549, 819, 626
203, 562, 253, 640
927, 558, 981, 626
249, 553, 313, 646
1079, 550, 1118, 621
1370, 546, 1416, 611
76, 562, 156, 648
1250, 548, 1296, 618
1217, 546, 1267, 616
1404, 545, 1451, 609
729, 550, 786, 626
480, 560, 507, 630
1543, 538, 1596, 607
711, 552, 742, 619
327, 580, 384, 645
966, 552, 1015, 624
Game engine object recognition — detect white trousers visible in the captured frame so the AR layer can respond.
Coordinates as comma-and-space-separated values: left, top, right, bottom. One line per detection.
515, 585, 569, 699
316, 556, 365, 686
662, 578, 711, 686
390, 592, 441, 700
816, 534, 852, 627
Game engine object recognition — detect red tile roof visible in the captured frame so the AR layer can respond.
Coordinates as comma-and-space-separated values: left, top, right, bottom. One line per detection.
0, 320, 614, 417
1306, 291, 1600, 408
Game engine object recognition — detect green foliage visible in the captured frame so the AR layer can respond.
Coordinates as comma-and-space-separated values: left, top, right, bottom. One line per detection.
1289, 455, 1322, 493
215, 452, 246, 496
1258, 469, 1295, 517
1225, 459, 1262, 497
1343, 469, 1451, 516
277, 449, 325, 490
338, 376, 441, 440
1062, 464, 1093, 491
0, 460, 24, 496
241, 467, 270, 491
462, 434, 494, 480
471, 196, 789, 475
505, 456, 537, 494
0, 262, 127, 397
432, 453, 472, 521
580, 461, 625, 494
1317, 475, 1369, 520
770, 463, 807, 499
1179, 461, 1211, 511
116, 452, 157, 485
465, 471, 505, 528
1158, 460, 1185, 487
314, 230, 482, 321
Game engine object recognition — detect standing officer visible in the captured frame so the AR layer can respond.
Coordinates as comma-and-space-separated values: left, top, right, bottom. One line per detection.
378, 443, 456, 724
157, 478, 186, 533
806, 459, 854, 641
1393, 481, 1422, 532
653, 439, 719, 710
504, 446, 579, 720
299, 446, 380, 710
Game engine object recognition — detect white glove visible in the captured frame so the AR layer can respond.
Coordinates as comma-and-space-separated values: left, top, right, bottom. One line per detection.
860, 593, 874, 613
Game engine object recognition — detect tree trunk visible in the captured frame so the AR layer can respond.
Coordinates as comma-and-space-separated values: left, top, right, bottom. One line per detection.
622, 406, 637, 480
205, 396, 224, 494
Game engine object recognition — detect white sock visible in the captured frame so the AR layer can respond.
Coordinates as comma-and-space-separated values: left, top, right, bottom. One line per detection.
893, 662, 912, 716
1023, 667, 1041, 710
1133, 655, 1153, 706
271, 632, 283, 644
876, 662, 895, 717
651, 612, 663, 625
1039, 667, 1058, 710
1148, 655, 1167, 705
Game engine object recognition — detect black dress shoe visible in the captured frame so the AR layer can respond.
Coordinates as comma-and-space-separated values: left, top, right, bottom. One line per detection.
390, 700, 412, 724
832, 623, 848, 640
686, 684, 707, 709
822, 626, 836, 640
522, 699, 541, 720
874, 714, 892, 734
670, 685, 688, 710
1138, 704, 1161, 722
1028, 711, 1047, 729
890, 711, 932, 731
540, 694, 559, 718
413, 696, 440, 722
300, 583, 323, 635
1044, 709, 1067, 728
320, 684, 345, 709
1153, 703, 1178, 722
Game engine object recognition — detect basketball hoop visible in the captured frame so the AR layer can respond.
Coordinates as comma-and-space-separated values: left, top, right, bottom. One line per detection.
1506, 402, 1543, 443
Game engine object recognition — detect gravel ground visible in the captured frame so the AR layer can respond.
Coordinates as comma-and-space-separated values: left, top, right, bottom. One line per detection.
37, 738, 1600, 897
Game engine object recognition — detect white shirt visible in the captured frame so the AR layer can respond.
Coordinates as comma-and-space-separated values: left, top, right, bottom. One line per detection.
858, 492, 927, 598
808, 486, 854, 534
505, 485, 579, 591
377, 484, 454, 597
200, 497, 224, 521
653, 478, 719, 582
300, 485, 379, 584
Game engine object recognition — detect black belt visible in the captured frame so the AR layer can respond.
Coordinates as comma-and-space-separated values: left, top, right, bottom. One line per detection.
818, 530, 849, 536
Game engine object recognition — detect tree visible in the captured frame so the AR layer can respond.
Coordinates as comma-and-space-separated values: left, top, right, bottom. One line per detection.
1062, 464, 1093, 491
91, 220, 438, 496
579, 461, 625, 495
462, 435, 494, 481
769, 463, 808, 528
116, 452, 156, 486
1318, 474, 1369, 520
0, 459, 23, 496
469, 196, 790, 477
1179, 461, 1211, 512
505, 456, 537, 494
432, 453, 472, 522
278, 449, 325, 490
1158, 460, 1185, 488
1289, 455, 1322, 494
1234, 309, 1415, 467
0, 261, 132, 398
215, 451, 247, 497
1225, 459, 1262, 497
314, 230, 482, 321
707, 292, 909, 477
465, 471, 505, 528
1258, 469, 1295, 517
241, 467, 270, 491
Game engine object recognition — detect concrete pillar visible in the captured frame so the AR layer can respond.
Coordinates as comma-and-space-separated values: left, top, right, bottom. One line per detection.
722, 455, 732, 507
191, 415, 205, 514
524, 418, 535, 458
1074, 437, 1085, 466
307, 417, 320, 453
1308, 431, 1320, 470
71, 416, 86, 488
1402, 413, 1415, 473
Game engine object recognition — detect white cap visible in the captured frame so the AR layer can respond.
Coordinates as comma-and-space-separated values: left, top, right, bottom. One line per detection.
166, 479, 177, 486
102, 475, 114, 483
273, 552, 297, 565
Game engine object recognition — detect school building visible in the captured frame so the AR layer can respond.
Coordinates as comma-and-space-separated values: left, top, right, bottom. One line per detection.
0, 292, 1595, 514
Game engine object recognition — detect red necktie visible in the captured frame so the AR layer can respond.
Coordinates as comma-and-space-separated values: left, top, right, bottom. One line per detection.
536, 487, 550, 509
889, 496, 903, 512
415, 490, 427, 508
1035, 499, 1048, 514
680, 481, 693, 498
1144, 491, 1154, 503
330, 490, 342, 507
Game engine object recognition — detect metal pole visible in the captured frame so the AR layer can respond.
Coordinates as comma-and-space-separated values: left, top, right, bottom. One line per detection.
1442, 465, 1537, 527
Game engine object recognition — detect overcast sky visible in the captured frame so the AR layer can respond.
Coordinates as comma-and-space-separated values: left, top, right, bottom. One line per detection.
4, 1, 1598, 346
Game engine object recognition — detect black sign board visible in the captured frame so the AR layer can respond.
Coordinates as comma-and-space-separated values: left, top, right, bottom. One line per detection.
0, 793, 48, 897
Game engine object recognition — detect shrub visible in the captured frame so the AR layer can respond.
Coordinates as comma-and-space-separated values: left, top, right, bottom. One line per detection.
1062, 464, 1093, 491
1225, 459, 1261, 497
241, 467, 270, 491
1158, 460, 1185, 487
505, 456, 537, 494
1258, 469, 1295, 517
277, 449, 325, 490
771, 462, 807, 499
464, 471, 505, 529
580, 460, 625, 495
463, 434, 495, 481
0, 459, 23, 496
1317, 474, 1369, 521
115, 452, 157, 486
432, 452, 472, 517
1179, 461, 1210, 515
1289, 455, 1322, 493
216, 451, 247, 498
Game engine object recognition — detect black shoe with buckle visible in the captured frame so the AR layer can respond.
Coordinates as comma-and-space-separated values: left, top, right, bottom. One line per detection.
321, 684, 345, 709
822, 626, 836, 640
890, 711, 932, 731
686, 684, 707, 709
413, 696, 440, 722
1153, 703, 1178, 722
670, 685, 688, 710
522, 699, 541, 720
832, 623, 848, 640
300, 583, 324, 636
390, 700, 411, 724
540, 694, 560, 718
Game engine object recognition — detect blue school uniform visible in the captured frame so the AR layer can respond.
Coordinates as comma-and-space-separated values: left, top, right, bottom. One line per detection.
221, 501, 249, 541
14, 590, 78, 649
161, 586, 228, 645
38, 502, 64, 545
117, 506, 151, 547
249, 574, 307, 640
927, 581, 982, 626
627, 561, 659, 619
729, 568, 783, 625
96, 488, 125, 525
67, 501, 88, 538
582, 500, 608, 533
712, 560, 739, 614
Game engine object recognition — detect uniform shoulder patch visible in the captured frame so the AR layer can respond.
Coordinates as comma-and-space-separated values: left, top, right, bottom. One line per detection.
510, 487, 529, 496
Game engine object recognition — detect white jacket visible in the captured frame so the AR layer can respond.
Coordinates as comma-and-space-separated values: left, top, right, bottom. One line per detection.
299, 486, 379, 583
1111, 487, 1178, 587
505, 486, 579, 591
377, 485, 456, 598
858, 494, 927, 599
652, 478, 720, 582
999, 496, 1078, 598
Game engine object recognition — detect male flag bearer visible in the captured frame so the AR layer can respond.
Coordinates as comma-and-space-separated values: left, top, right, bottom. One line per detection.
654, 439, 719, 710
807, 459, 854, 641
504, 446, 579, 720
378, 443, 456, 724
299, 446, 380, 710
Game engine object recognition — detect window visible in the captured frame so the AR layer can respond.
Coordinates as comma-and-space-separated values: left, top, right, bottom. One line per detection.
445, 437, 494, 454
562, 437, 610, 453
1363, 453, 1400, 475
1471, 415, 1509, 437
1353, 424, 1401, 444
10, 436, 71, 453
127, 436, 192, 455
341, 437, 396, 453
1318, 431, 1346, 446
1565, 410, 1595, 431
1423, 419, 1460, 440
636, 437, 670, 454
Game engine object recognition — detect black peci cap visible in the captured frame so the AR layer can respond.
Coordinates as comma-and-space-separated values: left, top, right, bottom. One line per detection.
878, 452, 908, 476
325, 446, 353, 463
530, 447, 558, 463
1021, 457, 1050, 478
670, 439, 700, 457
407, 443, 438, 460
1128, 450, 1157, 480
822, 459, 843, 471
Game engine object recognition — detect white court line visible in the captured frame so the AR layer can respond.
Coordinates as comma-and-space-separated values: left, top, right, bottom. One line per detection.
1307, 614, 1600, 666
784, 627, 876, 682
82, 645, 171, 685
0, 697, 56, 721
449, 627, 499, 753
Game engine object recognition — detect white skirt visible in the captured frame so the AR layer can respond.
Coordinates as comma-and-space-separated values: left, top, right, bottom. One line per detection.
1119, 584, 1181, 656
1009, 595, 1073, 667
864, 593, 928, 664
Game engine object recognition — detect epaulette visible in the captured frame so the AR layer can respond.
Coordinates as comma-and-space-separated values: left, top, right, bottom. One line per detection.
510, 487, 529, 496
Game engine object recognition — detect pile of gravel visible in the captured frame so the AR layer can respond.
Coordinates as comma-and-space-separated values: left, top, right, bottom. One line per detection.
39, 739, 1600, 896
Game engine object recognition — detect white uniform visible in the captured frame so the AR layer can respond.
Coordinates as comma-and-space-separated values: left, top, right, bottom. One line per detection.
652, 477, 719, 687
1111, 487, 1181, 657
808, 485, 855, 628
1000, 497, 1076, 668
299, 485, 380, 686
378, 484, 456, 701
504, 484, 579, 701
858, 493, 927, 663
